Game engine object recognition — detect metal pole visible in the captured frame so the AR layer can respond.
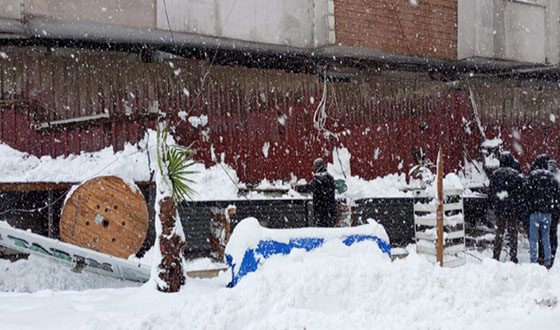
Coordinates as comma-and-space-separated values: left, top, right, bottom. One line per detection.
436, 148, 444, 267
47, 189, 53, 238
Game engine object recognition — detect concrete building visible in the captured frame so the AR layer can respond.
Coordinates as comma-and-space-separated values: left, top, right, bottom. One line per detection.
1, 0, 560, 181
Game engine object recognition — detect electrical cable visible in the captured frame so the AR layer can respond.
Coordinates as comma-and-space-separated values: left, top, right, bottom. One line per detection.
162, 0, 175, 44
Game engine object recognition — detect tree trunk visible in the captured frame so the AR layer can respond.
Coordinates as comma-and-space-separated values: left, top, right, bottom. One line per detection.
157, 196, 186, 292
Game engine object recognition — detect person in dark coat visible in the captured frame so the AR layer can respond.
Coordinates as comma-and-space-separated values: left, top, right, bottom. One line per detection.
530, 155, 560, 265
524, 154, 559, 268
547, 159, 559, 266
292, 158, 338, 227
531, 154, 550, 172
488, 152, 523, 263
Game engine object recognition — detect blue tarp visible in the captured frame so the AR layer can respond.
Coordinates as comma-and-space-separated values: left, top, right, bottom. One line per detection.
226, 234, 391, 287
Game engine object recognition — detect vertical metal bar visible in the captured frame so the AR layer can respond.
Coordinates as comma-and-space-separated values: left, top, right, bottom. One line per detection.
436, 148, 444, 267
47, 189, 53, 238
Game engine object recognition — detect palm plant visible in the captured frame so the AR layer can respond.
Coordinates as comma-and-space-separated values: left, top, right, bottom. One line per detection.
157, 125, 197, 201
154, 122, 197, 292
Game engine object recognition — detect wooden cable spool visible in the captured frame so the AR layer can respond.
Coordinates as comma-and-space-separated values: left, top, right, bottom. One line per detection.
60, 176, 149, 259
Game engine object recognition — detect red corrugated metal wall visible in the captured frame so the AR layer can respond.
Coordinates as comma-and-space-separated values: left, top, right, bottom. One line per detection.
1, 48, 559, 183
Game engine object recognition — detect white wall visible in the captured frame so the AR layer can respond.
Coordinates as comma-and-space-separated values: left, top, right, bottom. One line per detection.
0, 0, 21, 19
458, 0, 495, 59
504, 1, 546, 63
155, 0, 330, 49
458, 0, 556, 64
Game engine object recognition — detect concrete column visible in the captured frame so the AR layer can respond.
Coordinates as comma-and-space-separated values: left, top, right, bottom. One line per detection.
545, 0, 560, 64
312, 0, 330, 48
493, 0, 506, 59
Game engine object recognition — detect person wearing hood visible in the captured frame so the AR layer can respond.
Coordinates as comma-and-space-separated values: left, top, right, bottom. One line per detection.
524, 154, 559, 268
488, 152, 523, 263
292, 158, 338, 227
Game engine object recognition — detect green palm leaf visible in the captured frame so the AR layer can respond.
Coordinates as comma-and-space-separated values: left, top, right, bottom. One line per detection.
157, 124, 197, 201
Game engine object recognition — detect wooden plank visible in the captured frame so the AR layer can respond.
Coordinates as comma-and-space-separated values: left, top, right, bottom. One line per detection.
417, 243, 465, 256
414, 215, 437, 226
445, 214, 464, 226
416, 244, 436, 256
415, 230, 436, 241
443, 244, 466, 255
445, 230, 465, 240
415, 215, 464, 227
413, 203, 437, 213
412, 188, 463, 199
443, 202, 463, 211
443, 257, 466, 268
414, 201, 462, 213
417, 229, 465, 242
186, 268, 227, 279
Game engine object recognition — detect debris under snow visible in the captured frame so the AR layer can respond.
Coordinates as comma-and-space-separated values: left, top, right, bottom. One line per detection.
178, 111, 188, 121
188, 115, 208, 128
481, 137, 503, 149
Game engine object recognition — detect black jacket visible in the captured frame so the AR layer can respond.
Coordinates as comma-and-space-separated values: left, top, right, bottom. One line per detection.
488, 167, 523, 216
296, 169, 337, 227
524, 169, 559, 215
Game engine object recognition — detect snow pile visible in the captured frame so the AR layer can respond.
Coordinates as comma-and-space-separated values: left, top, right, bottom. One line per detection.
340, 173, 411, 199
0, 130, 487, 200
0, 256, 137, 292
481, 137, 503, 149
0, 141, 151, 183
225, 217, 390, 286
225, 217, 388, 262
188, 115, 208, 128
189, 162, 243, 200
460, 159, 488, 190
1, 243, 560, 329
423, 172, 464, 197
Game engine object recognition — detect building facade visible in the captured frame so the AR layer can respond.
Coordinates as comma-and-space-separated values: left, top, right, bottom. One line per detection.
1, 0, 560, 183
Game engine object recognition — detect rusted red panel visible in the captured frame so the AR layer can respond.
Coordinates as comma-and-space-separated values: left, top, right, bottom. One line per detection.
67, 129, 81, 155
1, 106, 17, 147
54, 130, 68, 157
3, 51, 560, 186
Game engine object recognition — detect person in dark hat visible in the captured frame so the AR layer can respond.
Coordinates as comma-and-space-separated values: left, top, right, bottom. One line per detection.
292, 158, 338, 227
488, 152, 523, 263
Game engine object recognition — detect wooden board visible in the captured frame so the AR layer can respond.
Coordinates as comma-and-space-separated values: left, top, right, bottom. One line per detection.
60, 176, 149, 258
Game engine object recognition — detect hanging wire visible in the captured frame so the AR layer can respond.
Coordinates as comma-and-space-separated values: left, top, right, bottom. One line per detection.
313, 68, 337, 139
0, 192, 68, 216
162, 0, 175, 43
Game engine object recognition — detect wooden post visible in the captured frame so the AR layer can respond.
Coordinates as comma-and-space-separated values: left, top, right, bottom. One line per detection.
436, 148, 444, 267
210, 205, 235, 261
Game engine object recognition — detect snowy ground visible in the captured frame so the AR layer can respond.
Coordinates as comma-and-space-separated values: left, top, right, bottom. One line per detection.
0, 231, 559, 330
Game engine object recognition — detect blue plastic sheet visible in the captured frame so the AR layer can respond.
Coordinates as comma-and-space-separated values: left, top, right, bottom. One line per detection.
226, 234, 391, 287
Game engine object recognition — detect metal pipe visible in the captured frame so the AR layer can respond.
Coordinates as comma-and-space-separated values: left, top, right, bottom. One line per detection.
32, 113, 110, 131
